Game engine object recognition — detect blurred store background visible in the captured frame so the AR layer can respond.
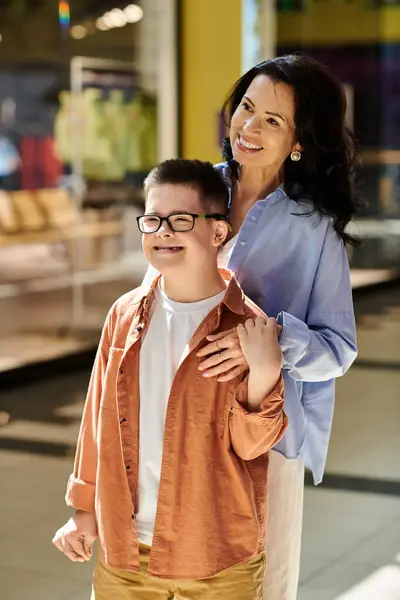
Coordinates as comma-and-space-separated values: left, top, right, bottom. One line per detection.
0, 1, 399, 599
0, 0, 400, 374
0, 0, 177, 371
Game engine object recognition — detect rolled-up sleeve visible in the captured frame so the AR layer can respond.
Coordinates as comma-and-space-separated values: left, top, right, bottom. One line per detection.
277, 224, 357, 382
229, 375, 287, 461
65, 306, 115, 512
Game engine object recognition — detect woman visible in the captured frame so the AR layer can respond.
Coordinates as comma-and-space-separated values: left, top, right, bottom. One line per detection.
195, 54, 358, 600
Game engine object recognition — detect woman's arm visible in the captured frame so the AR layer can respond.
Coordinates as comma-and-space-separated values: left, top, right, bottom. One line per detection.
198, 224, 357, 383
276, 223, 357, 382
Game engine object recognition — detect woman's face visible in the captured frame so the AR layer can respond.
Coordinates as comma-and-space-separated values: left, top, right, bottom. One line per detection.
230, 74, 301, 169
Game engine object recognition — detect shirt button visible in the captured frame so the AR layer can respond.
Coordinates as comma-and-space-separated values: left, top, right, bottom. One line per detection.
251, 216, 257, 221
240, 241, 247, 247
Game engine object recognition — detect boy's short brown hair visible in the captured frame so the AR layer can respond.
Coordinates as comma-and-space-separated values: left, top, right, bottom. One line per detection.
144, 159, 229, 215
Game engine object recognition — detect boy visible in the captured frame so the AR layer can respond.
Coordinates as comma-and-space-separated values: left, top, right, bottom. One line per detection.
53, 159, 287, 600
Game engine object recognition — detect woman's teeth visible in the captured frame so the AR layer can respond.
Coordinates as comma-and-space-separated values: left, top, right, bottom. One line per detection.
238, 135, 263, 150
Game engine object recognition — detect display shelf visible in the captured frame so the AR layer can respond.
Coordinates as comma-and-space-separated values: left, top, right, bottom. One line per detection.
0, 251, 148, 299
0, 333, 97, 373
0, 221, 123, 248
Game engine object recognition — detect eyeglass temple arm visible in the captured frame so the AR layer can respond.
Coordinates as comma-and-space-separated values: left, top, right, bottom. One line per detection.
199, 214, 232, 231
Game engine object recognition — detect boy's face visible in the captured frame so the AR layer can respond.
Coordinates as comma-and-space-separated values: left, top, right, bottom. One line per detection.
142, 183, 228, 275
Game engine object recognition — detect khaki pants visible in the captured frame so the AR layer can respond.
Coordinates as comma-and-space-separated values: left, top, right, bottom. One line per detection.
92, 545, 265, 600
264, 452, 305, 600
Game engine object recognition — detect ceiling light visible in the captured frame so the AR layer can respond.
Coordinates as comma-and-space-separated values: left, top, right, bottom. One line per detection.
102, 12, 114, 28
96, 17, 109, 31
107, 8, 128, 27
124, 4, 143, 23
70, 25, 87, 39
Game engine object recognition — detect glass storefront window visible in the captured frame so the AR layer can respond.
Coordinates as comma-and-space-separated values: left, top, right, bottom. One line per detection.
0, 1, 177, 371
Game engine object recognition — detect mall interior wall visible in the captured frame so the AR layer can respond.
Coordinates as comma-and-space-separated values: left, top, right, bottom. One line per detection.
180, 0, 242, 164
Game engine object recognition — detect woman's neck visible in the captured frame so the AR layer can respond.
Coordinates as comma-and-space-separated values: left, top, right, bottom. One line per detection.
236, 165, 281, 203
228, 165, 281, 235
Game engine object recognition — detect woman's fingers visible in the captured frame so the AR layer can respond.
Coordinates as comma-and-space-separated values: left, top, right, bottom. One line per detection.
197, 334, 238, 359
206, 328, 237, 342
198, 348, 239, 372
217, 364, 247, 382
197, 340, 224, 359
197, 329, 238, 358
202, 358, 246, 379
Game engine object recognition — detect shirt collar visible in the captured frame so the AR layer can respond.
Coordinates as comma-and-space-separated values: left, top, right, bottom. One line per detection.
216, 162, 288, 207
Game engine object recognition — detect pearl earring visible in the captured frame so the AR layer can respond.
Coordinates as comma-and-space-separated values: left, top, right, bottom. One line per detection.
290, 150, 301, 162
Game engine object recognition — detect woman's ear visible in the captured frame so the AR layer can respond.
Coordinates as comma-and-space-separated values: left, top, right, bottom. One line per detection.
213, 221, 229, 248
292, 142, 303, 153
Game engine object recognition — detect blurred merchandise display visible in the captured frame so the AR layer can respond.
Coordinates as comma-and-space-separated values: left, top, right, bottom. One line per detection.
54, 61, 158, 181
0, 136, 20, 178
0, 0, 177, 372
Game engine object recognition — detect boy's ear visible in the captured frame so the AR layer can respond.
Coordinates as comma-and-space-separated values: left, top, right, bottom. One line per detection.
213, 221, 229, 248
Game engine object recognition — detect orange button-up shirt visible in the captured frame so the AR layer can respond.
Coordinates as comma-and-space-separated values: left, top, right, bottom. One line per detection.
66, 270, 287, 579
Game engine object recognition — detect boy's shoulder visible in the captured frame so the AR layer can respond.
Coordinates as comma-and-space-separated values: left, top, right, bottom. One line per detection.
109, 284, 150, 322
105, 283, 153, 342
115, 285, 147, 310
102, 283, 155, 346
222, 272, 266, 322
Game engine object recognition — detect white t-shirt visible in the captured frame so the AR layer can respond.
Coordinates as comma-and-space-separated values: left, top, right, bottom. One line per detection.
136, 282, 226, 546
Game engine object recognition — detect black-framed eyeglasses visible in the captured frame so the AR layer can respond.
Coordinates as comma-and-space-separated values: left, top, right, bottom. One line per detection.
137, 212, 232, 234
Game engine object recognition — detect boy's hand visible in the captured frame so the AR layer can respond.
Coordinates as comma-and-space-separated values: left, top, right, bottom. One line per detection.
52, 510, 97, 562
237, 318, 283, 409
237, 318, 282, 373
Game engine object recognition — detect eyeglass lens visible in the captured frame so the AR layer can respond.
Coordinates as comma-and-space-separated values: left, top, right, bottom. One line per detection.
139, 214, 195, 233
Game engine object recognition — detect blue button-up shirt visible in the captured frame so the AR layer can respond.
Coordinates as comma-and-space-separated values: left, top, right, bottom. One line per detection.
216, 163, 357, 484
142, 163, 357, 484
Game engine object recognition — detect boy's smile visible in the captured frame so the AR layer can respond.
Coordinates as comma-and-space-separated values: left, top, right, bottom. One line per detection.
152, 245, 185, 254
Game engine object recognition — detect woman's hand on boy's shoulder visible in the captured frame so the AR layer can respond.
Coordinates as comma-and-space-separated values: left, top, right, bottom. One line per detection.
197, 326, 248, 382
196, 318, 283, 382
52, 510, 97, 563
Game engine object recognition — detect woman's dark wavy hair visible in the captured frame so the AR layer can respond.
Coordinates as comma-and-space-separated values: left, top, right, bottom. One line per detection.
222, 54, 362, 245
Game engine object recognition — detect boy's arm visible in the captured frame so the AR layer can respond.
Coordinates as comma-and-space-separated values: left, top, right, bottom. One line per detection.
65, 305, 116, 512
228, 317, 288, 461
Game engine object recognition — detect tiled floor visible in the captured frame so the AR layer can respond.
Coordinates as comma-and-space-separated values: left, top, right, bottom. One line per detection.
1, 285, 400, 599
